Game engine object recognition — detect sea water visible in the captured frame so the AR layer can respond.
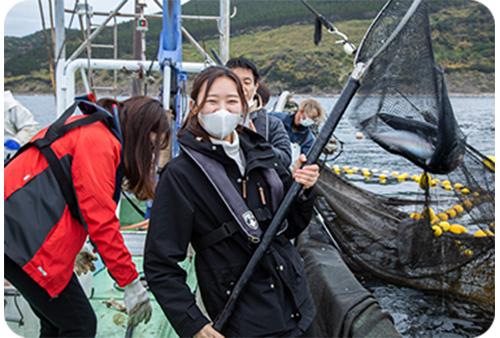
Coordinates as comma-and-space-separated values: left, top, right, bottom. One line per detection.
15, 94, 496, 337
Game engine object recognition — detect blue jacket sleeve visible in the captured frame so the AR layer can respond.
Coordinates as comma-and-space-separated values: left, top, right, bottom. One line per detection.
301, 131, 315, 155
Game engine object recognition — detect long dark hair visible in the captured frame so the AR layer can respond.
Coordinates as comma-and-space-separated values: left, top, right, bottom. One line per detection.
178, 66, 248, 143
98, 95, 171, 200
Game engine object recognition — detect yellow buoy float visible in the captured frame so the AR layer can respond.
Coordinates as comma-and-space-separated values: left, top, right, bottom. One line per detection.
449, 224, 468, 234
418, 172, 432, 190
474, 230, 487, 237
432, 225, 442, 237
445, 209, 457, 219
438, 221, 450, 231
452, 204, 464, 214
462, 200, 473, 209
475, 229, 494, 237
437, 212, 449, 221
422, 207, 436, 222
482, 155, 495, 172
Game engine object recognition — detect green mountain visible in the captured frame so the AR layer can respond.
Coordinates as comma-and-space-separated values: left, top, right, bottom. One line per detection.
4, 0, 494, 95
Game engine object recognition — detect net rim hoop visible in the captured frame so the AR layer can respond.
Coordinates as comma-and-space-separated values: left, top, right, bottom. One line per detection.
354, 0, 424, 79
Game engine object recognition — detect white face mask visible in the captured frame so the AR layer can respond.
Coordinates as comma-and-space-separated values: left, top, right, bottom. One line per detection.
247, 98, 255, 109
198, 109, 241, 139
246, 87, 257, 108
300, 115, 316, 128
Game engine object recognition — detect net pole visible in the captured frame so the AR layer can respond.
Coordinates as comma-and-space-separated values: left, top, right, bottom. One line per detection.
213, 76, 361, 332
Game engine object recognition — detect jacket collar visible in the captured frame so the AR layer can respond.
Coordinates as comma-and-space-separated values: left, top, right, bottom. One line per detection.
178, 129, 278, 173
286, 113, 306, 133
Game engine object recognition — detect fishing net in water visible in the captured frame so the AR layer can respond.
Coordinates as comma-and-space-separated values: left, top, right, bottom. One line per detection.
314, 0, 494, 309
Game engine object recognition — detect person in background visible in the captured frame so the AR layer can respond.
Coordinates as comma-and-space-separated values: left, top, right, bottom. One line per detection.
226, 57, 292, 168
144, 66, 318, 338
257, 81, 271, 106
4, 90, 40, 162
4, 95, 169, 337
271, 98, 326, 159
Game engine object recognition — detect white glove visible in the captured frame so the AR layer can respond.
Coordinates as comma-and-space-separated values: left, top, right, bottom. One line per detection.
124, 277, 152, 327
74, 243, 98, 276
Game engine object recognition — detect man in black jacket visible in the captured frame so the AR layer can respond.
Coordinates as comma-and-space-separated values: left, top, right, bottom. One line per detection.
226, 57, 292, 168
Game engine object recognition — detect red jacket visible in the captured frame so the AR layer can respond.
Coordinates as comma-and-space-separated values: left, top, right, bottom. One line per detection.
4, 116, 138, 297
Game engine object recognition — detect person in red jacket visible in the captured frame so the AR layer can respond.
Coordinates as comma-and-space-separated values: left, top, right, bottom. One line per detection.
4, 95, 170, 337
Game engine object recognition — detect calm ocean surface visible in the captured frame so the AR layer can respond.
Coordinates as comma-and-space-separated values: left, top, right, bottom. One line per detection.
15, 94, 496, 337
16, 94, 495, 157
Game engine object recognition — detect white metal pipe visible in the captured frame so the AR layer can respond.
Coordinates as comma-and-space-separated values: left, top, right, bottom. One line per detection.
219, 0, 230, 63
55, 0, 66, 116
63, 59, 205, 113
182, 15, 220, 21
163, 66, 171, 110
66, 11, 221, 22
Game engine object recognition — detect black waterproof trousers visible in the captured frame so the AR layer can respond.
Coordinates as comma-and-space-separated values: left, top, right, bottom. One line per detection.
4, 255, 97, 337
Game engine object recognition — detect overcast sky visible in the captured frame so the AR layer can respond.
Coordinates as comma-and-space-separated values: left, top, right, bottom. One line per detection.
2, 0, 190, 37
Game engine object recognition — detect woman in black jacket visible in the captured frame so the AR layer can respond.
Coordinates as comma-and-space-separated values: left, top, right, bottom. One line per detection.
144, 66, 319, 338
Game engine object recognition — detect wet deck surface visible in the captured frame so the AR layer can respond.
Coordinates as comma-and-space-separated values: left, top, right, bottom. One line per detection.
92, 254, 197, 338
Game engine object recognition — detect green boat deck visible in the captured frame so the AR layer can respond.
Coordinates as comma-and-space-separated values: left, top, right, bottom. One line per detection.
91, 255, 197, 338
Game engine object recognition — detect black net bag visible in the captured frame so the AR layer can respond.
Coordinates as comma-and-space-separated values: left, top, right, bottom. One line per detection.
352, 0, 466, 175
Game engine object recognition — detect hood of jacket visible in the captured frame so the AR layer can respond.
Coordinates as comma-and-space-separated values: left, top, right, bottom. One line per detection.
249, 93, 264, 115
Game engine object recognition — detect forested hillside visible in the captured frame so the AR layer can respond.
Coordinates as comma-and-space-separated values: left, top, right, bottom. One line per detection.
181, 0, 472, 39
4, 0, 494, 95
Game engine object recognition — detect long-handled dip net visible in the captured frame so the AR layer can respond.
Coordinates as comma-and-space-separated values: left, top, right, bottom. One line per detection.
214, 0, 494, 331
315, 0, 494, 310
